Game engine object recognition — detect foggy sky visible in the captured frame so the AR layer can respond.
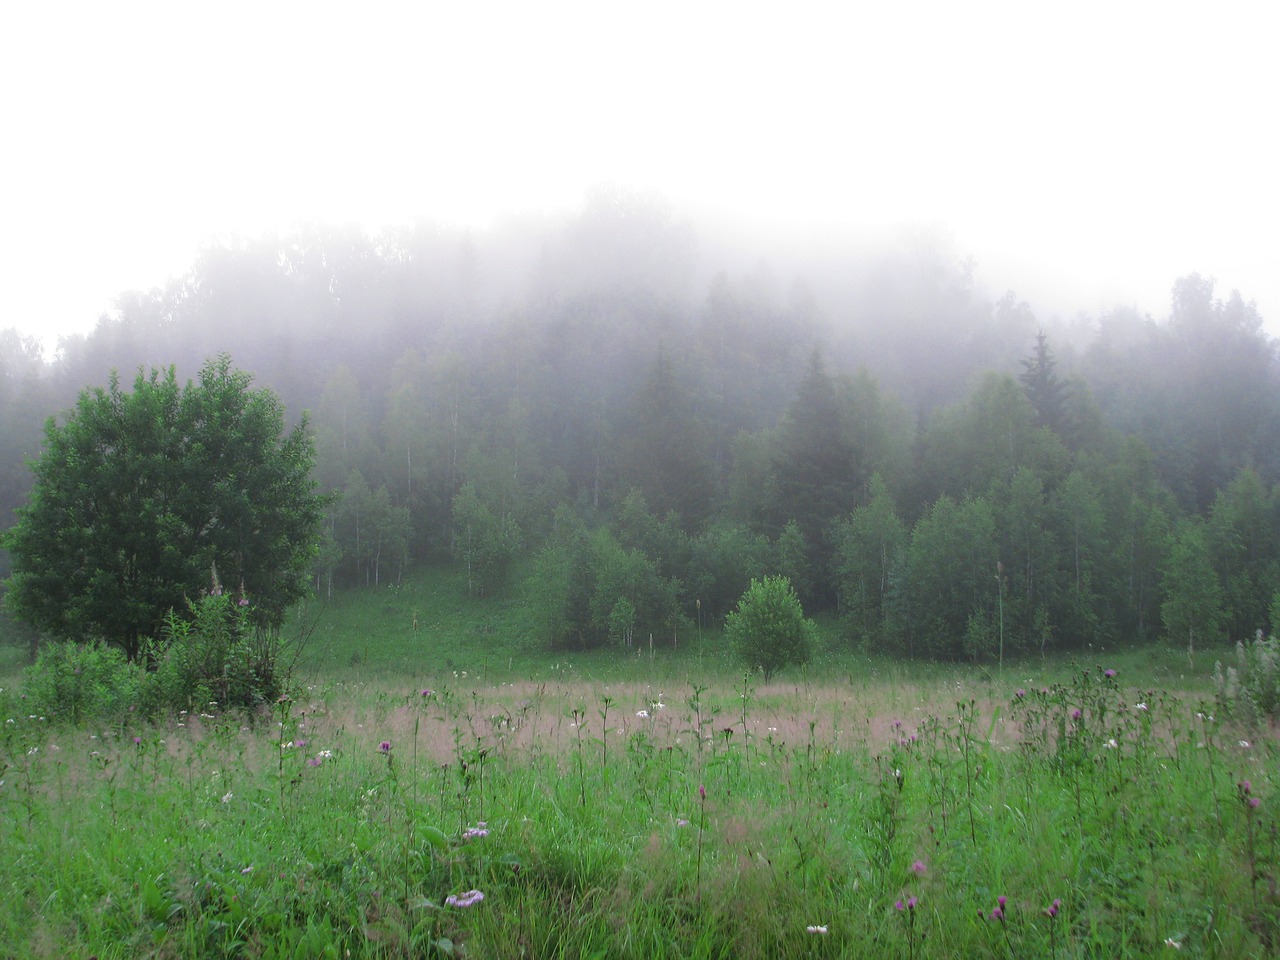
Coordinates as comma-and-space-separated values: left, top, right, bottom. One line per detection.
3, 0, 1277, 351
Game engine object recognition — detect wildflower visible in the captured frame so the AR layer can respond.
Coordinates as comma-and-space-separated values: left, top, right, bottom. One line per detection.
421, 689, 433, 698
676, 818, 690, 827
699, 784, 706, 800
1241, 780, 1252, 795
1045, 898, 1061, 918
317, 749, 333, 759
1104, 668, 1117, 678
462, 822, 490, 840
241, 866, 253, 875
1015, 689, 1026, 699
653, 701, 665, 710
1164, 938, 1182, 949
132, 736, 142, 745
1105, 738, 1118, 749
238, 598, 250, 607
1071, 709, 1082, 721
1250, 797, 1261, 809
636, 710, 649, 719
378, 740, 391, 753
306, 757, 322, 767
911, 860, 926, 875
990, 907, 1004, 922
806, 925, 828, 935
445, 889, 484, 908
1135, 703, 1148, 711
221, 792, 233, 803
1239, 740, 1251, 748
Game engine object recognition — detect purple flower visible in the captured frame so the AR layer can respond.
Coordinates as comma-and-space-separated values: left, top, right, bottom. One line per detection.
1104, 668, 1116, 678
420, 689, 433, 698
698, 784, 706, 800
1071, 708, 1082, 721
997, 895, 1007, 908
907, 896, 917, 910
306, 756, 322, 767
238, 598, 250, 607
1249, 797, 1261, 809
990, 907, 1004, 922
1045, 898, 1061, 918
895, 900, 905, 912
445, 889, 484, 908
132, 736, 142, 745
1241, 780, 1252, 795
378, 740, 392, 753
1015, 689, 1026, 699
911, 860, 926, 875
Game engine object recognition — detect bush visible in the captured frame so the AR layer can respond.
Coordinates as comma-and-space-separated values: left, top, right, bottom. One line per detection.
21, 593, 293, 723
724, 575, 814, 682
144, 593, 291, 714
1214, 630, 1280, 725
21, 642, 144, 724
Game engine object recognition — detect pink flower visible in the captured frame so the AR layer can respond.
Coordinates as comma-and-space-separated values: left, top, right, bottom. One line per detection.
911, 860, 926, 875
445, 889, 484, 908
378, 740, 391, 753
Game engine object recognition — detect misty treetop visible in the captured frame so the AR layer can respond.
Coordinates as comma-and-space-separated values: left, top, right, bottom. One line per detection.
2, 195, 1279, 660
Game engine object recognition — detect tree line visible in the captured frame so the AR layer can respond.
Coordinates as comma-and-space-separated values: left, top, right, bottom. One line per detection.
2, 195, 1277, 660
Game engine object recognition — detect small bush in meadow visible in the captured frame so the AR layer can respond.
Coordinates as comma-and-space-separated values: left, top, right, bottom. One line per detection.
1215, 630, 1280, 724
20, 640, 143, 723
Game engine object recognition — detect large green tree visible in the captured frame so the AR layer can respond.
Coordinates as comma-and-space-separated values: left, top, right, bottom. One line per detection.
2, 356, 327, 660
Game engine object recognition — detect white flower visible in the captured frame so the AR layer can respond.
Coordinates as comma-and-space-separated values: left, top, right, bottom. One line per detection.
317, 749, 333, 759
1164, 938, 1182, 949
1105, 738, 1118, 749
1239, 740, 1251, 748
806, 925, 829, 935
636, 710, 649, 719
221, 792, 234, 803
1135, 703, 1148, 711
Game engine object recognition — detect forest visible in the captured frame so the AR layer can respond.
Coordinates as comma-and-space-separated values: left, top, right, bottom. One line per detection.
2, 190, 1278, 662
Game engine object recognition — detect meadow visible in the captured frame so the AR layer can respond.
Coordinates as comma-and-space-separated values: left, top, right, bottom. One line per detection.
0, 572, 1276, 959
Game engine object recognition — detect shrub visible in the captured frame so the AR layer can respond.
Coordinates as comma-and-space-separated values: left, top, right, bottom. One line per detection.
21, 641, 144, 724
1214, 630, 1280, 725
144, 593, 291, 714
724, 575, 814, 682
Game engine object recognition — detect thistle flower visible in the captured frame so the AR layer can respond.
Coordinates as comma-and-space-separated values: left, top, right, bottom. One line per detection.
911, 860, 926, 875
378, 740, 391, 753
445, 889, 484, 908
1104, 668, 1117, 678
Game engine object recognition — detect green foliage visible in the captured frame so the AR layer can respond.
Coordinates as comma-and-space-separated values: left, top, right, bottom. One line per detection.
831, 475, 906, 651
1214, 631, 1280, 725
20, 592, 292, 721
145, 592, 291, 714
3, 355, 327, 660
902, 495, 998, 659
723, 575, 814, 681
20, 641, 143, 723
1161, 519, 1225, 661
452, 482, 521, 597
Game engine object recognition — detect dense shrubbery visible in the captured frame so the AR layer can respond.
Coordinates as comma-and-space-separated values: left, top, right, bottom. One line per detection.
1215, 630, 1280, 725
19, 593, 292, 723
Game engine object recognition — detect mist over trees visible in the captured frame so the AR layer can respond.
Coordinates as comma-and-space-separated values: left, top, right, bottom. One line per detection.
3, 191, 1278, 660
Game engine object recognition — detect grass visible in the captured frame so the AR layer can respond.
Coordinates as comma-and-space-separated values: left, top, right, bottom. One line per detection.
0, 569, 1275, 958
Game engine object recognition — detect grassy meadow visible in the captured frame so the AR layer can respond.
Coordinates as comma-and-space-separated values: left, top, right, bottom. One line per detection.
1, 570, 1276, 959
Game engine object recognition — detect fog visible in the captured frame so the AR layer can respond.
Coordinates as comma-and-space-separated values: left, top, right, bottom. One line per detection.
3, 1, 1276, 352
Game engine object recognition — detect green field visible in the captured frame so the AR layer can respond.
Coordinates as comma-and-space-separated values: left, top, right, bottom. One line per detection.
1, 569, 1275, 959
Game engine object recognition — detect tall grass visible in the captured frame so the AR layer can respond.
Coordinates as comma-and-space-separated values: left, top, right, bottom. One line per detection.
1, 660, 1275, 958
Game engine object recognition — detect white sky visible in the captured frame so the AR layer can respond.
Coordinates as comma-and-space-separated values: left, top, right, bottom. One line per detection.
2, 1, 1277, 352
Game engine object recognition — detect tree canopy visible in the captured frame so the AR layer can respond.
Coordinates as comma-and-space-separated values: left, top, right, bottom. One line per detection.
2, 355, 327, 659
